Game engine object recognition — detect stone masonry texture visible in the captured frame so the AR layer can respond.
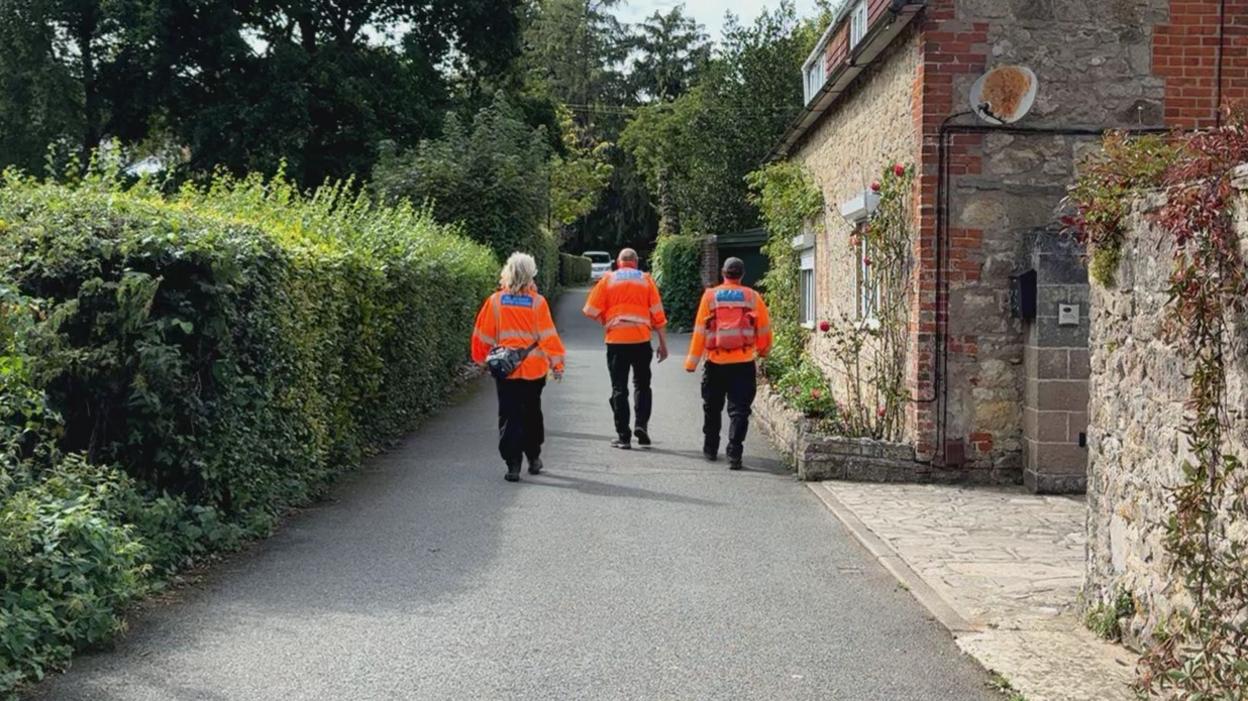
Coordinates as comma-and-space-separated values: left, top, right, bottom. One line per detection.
789, 0, 1182, 486
1086, 185, 1248, 648
1024, 228, 1092, 494
796, 30, 920, 436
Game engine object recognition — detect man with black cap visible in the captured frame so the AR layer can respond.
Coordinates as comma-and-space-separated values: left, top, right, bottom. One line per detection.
684, 257, 773, 470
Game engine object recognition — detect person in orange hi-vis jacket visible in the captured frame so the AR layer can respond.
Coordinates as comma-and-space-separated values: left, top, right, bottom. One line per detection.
684, 257, 772, 470
471, 253, 567, 483
582, 248, 669, 450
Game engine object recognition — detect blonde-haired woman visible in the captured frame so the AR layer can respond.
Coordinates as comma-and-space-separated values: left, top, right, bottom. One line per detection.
471, 253, 567, 482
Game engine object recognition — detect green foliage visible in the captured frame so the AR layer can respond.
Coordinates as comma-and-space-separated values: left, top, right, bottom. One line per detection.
620, 2, 818, 237
626, 7, 710, 102
1063, 132, 1176, 286
0, 0, 526, 185
747, 160, 824, 337
522, 0, 631, 113
560, 254, 593, 287
0, 165, 496, 694
651, 235, 706, 332
773, 355, 839, 424
1069, 110, 1248, 698
549, 107, 615, 229
813, 163, 913, 441
372, 92, 566, 293
1084, 590, 1135, 641
1, 455, 149, 690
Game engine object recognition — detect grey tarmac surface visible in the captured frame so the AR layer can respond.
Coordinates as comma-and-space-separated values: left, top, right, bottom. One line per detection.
29, 288, 997, 701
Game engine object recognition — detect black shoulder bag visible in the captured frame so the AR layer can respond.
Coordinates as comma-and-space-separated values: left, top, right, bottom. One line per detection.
485, 293, 541, 380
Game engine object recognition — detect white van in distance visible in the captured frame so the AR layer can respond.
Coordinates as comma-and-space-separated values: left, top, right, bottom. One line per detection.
583, 251, 612, 281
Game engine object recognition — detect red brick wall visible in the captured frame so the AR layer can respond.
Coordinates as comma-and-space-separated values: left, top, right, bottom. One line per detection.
908, 0, 989, 463
1155, 0, 1248, 127
824, 0, 919, 72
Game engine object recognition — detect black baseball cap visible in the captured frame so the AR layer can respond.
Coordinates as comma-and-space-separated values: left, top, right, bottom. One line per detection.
722, 257, 745, 279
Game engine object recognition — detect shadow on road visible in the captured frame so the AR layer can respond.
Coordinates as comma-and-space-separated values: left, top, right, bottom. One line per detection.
529, 473, 724, 507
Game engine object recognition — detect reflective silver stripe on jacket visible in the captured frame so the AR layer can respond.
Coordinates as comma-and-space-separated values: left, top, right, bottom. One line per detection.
493, 292, 541, 344
607, 314, 651, 329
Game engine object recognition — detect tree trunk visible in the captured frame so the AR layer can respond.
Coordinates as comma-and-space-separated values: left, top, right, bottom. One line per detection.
76, 6, 100, 166
657, 166, 679, 236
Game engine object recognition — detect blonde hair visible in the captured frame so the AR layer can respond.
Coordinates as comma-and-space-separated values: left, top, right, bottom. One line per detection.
499, 252, 538, 294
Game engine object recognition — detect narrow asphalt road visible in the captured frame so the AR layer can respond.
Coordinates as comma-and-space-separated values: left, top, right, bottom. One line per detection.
30, 288, 996, 701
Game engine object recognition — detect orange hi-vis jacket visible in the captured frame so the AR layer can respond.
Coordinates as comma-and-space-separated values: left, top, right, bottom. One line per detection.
582, 266, 668, 345
471, 288, 566, 380
685, 282, 773, 370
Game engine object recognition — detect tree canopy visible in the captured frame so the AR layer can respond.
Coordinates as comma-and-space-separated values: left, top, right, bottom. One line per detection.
0, 0, 829, 256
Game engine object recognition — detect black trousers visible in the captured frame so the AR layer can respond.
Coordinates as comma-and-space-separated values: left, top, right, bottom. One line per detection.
496, 378, 546, 465
607, 342, 653, 439
702, 360, 757, 460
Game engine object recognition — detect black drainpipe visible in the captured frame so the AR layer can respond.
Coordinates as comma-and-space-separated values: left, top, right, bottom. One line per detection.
930, 120, 1170, 467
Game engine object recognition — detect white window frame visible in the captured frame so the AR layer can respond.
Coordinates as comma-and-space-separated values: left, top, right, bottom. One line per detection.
849, 0, 868, 49
801, 46, 828, 105
793, 231, 817, 329
800, 16, 838, 105
856, 228, 880, 322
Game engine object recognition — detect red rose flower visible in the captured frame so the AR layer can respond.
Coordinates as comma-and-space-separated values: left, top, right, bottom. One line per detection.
811, 389, 821, 399
870, 180, 881, 192
877, 407, 887, 418
893, 163, 905, 177
819, 320, 831, 332
849, 235, 860, 247
863, 257, 873, 266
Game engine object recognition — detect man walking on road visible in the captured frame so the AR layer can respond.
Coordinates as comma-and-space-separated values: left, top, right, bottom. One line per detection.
583, 248, 670, 450
685, 257, 772, 470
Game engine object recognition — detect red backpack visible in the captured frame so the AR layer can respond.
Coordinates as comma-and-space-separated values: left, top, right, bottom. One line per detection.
705, 287, 757, 351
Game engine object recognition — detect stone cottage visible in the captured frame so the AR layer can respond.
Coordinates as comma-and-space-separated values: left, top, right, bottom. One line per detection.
770, 0, 1244, 491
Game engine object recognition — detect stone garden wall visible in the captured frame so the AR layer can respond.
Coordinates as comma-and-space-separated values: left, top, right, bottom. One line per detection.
1085, 177, 1248, 646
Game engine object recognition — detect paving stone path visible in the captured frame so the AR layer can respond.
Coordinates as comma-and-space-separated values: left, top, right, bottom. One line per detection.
815, 482, 1139, 701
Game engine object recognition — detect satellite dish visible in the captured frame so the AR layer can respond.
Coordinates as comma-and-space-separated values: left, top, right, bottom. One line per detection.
970, 65, 1038, 125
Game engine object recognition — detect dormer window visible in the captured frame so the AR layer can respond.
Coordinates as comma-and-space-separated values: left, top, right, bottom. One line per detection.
801, 1, 871, 106
802, 43, 829, 105
849, 0, 868, 48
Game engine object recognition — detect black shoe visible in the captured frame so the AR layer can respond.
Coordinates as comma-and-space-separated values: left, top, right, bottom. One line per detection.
611, 438, 632, 450
505, 461, 521, 482
634, 427, 652, 447
728, 457, 743, 471
703, 450, 719, 462
528, 457, 543, 475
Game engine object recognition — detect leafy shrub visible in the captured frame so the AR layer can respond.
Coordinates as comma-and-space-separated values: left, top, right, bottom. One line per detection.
1084, 590, 1135, 641
373, 93, 566, 296
0, 167, 496, 693
534, 228, 561, 295
1062, 132, 1175, 286
651, 235, 706, 331
773, 353, 840, 425
1, 456, 148, 689
560, 253, 593, 286
0, 170, 495, 516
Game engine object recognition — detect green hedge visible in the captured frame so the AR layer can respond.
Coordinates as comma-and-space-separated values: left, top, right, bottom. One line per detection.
560, 253, 593, 286
0, 170, 496, 692
535, 228, 560, 295
651, 235, 706, 332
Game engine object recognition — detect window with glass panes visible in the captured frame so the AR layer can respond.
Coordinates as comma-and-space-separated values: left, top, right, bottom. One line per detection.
856, 226, 880, 320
